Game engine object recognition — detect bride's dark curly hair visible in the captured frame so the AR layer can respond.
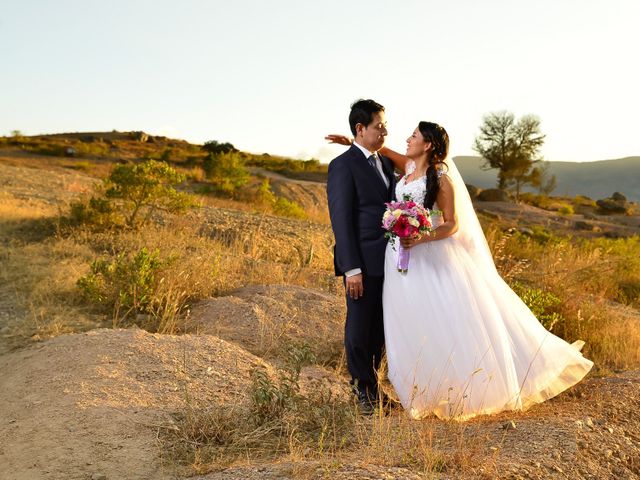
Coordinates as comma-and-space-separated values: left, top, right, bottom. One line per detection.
418, 121, 449, 209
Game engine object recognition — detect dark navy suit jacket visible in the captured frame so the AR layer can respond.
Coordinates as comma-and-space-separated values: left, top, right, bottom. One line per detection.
327, 145, 396, 277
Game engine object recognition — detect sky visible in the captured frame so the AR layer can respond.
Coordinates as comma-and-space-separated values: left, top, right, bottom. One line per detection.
1, 0, 639, 163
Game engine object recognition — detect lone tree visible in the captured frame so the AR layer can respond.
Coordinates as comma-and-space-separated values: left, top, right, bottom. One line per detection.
473, 111, 546, 200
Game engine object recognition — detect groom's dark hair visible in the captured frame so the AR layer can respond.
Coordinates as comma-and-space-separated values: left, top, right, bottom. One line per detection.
349, 99, 385, 136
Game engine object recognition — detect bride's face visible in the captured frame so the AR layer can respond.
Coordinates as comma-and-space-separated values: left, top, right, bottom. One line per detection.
406, 127, 431, 160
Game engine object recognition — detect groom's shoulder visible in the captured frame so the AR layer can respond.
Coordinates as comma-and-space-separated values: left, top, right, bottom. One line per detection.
329, 146, 358, 169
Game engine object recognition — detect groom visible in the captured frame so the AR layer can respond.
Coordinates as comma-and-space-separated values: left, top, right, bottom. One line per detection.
326, 99, 396, 414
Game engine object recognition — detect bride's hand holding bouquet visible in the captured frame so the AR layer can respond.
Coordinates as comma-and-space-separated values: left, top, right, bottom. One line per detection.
382, 198, 433, 273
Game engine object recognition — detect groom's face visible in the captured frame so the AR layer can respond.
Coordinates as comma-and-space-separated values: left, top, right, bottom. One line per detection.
358, 111, 387, 152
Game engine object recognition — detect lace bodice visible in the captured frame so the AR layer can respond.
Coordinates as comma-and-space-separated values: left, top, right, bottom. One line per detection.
396, 176, 428, 205
395, 167, 445, 228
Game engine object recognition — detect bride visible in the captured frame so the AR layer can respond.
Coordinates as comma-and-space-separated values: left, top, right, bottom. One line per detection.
327, 122, 593, 420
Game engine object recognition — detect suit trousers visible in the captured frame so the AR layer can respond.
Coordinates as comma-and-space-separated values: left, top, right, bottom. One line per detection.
344, 274, 385, 393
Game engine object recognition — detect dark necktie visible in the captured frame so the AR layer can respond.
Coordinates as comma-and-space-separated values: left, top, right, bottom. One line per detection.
368, 154, 388, 187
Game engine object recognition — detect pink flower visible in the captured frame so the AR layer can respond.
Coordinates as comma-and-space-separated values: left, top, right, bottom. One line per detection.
392, 216, 412, 237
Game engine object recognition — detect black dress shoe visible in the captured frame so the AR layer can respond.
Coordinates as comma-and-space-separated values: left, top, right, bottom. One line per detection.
353, 386, 376, 415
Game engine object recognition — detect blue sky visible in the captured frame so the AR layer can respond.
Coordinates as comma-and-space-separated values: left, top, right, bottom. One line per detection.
1, 0, 639, 162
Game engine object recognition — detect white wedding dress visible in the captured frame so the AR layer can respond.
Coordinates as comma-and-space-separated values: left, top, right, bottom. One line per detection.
382, 161, 593, 420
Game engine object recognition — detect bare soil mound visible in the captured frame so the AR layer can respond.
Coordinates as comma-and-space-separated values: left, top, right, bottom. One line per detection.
0, 328, 274, 480
188, 285, 345, 366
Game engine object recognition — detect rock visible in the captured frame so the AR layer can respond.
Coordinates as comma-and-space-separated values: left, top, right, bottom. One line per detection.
91, 474, 107, 480
596, 194, 631, 214
611, 192, 627, 201
129, 131, 149, 143
466, 184, 480, 200
574, 220, 597, 231
605, 449, 613, 458
477, 188, 510, 202
585, 417, 595, 429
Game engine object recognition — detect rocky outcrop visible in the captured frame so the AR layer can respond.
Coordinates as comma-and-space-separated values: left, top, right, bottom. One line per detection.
466, 184, 480, 200
477, 188, 510, 202
596, 192, 633, 214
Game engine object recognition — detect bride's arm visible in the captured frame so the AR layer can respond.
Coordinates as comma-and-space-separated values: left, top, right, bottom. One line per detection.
424, 175, 458, 242
378, 146, 411, 174
325, 135, 410, 174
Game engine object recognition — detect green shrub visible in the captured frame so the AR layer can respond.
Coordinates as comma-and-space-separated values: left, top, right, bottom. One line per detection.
201, 140, 237, 155
105, 160, 196, 227
515, 225, 555, 245
77, 247, 165, 317
202, 152, 249, 195
254, 179, 276, 207
273, 197, 306, 219
74, 142, 109, 157
69, 196, 118, 228
558, 204, 574, 215
512, 282, 565, 331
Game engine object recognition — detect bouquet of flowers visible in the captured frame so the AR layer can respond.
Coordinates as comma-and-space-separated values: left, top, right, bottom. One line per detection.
382, 199, 433, 273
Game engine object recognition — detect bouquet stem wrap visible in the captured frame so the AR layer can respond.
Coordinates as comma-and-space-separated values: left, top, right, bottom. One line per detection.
397, 243, 410, 273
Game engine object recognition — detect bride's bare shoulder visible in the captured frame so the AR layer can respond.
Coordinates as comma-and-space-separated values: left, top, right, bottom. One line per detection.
438, 172, 454, 190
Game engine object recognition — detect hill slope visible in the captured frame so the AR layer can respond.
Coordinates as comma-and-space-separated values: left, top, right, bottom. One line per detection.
455, 156, 640, 201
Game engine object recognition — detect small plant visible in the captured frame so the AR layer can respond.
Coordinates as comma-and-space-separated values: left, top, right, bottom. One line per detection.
512, 282, 565, 331
558, 204, 574, 215
273, 197, 307, 219
77, 247, 165, 319
250, 342, 316, 422
69, 196, 118, 228
254, 179, 276, 207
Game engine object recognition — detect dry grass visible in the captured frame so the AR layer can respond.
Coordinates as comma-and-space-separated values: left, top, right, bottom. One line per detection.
0, 198, 99, 345
160, 360, 495, 479
488, 227, 640, 371
0, 191, 337, 345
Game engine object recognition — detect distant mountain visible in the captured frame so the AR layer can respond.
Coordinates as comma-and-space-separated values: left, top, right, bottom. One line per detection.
454, 156, 640, 202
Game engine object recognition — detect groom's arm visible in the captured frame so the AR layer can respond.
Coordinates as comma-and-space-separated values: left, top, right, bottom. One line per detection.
327, 158, 362, 274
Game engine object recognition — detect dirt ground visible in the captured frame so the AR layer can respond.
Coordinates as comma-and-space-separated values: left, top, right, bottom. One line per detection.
0, 326, 638, 480
1, 157, 639, 479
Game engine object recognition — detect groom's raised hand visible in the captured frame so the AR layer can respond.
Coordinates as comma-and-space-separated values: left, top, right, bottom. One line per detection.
346, 273, 364, 300
325, 134, 353, 146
